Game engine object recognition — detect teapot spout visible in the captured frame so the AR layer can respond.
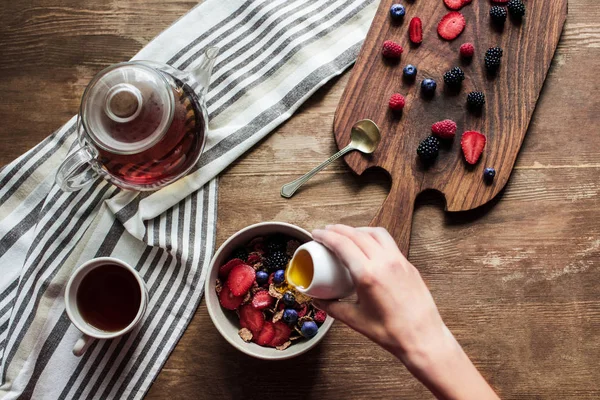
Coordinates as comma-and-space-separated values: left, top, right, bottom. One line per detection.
191, 47, 219, 97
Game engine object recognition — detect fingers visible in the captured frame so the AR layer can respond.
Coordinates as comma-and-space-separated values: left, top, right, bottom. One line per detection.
357, 227, 405, 259
325, 224, 381, 260
312, 228, 368, 279
313, 299, 360, 327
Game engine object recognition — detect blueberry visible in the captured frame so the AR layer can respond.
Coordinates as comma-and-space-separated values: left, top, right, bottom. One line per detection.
403, 64, 418, 80
421, 78, 437, 94
301, 321, 319, 338
389, 4, 406, 20
256, 270, 269, 285
283, 309, 299, 325
483, 167, 496, 182
273, 269, 285, 284
282, 292, 296, 307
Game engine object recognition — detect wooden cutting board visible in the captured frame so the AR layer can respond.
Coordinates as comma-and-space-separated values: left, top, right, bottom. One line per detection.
333, 0, 567, 255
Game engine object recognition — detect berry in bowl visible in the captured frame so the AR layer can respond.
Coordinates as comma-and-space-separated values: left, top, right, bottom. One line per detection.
205, 222, 333, 360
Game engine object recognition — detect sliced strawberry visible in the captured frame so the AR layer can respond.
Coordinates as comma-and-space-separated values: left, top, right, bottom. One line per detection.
226, 264, 255, 296
251, 290, 274, 310
443, 0, 463, 11
437, 12, 466, 41
218, 258, 244, 279
218, 285, 244, 310
239, 304, 265, 336
278, 301, 286, 310
409, 17, 423, 44
296, 303, 308, 318
269, 321, 292, 347
461, 131, 487, 164
254, 321, 275, 346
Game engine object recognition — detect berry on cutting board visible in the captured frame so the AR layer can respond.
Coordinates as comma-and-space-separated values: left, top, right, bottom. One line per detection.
483, 167, 496, 182
490, 6, 507, 24
382, 40, 403, 59
437, 12, 466, 41
431, 119, 457, 139
403, 64, 418, 80
388, 93, 406, 111
389, 4, 406, 20
409, 17, 423, 44
421, 78, 437, 94
443, 66, 465, 87
461, 131, 487, 165
467, 91, 486, 110
273, 269, 285, 284
417, 136, 440, 162
443, 0, 465, 11
460, 43, 475, 59
301, 321, 319, 339
485, 46, 503, 72
507, 0, 525, 18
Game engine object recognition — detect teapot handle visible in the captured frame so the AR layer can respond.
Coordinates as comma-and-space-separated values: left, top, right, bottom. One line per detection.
55, 147, 98, 192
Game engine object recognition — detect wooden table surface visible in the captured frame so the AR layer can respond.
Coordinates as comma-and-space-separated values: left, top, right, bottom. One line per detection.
1, 1, 598, 399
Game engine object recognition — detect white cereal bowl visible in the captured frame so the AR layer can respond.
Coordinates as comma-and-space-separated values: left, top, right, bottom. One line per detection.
205, 221, 334, 360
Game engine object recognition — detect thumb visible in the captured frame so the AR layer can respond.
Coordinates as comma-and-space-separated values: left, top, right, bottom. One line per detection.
313, 299, 360, 328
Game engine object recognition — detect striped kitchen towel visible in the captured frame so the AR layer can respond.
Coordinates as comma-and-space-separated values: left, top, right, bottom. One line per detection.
0, 0, 377, 398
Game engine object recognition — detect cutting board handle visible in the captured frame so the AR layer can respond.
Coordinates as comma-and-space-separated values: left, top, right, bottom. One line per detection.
369, 178, 417, 256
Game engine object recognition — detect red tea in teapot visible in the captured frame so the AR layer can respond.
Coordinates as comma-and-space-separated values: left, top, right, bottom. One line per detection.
95, 80, 205, 187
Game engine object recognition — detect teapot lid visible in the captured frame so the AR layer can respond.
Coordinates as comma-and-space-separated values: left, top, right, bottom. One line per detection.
80, 62, 175, 155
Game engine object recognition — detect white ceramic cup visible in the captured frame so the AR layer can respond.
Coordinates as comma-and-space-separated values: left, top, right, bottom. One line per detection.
287, 241, 355, 299
65, 257, 148, 356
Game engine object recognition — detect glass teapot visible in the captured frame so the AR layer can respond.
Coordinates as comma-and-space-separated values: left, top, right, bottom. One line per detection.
55, 47, 219, 192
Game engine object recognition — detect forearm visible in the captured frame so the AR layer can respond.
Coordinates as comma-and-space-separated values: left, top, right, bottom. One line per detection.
398, 326, 500, 400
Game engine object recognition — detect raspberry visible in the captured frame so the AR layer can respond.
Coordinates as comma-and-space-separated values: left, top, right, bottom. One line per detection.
388, 93, 406, 111
382, 40, 403, 59
460, 43, 475, 58
314, 310, 327, 325
431, 119, 457, 139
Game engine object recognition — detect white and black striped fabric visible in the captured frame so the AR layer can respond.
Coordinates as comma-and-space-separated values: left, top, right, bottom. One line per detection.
0, 0, 376, 398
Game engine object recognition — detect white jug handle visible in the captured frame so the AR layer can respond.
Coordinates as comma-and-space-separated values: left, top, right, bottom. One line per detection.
55, 147, 98, 192
73, 334, 93, 357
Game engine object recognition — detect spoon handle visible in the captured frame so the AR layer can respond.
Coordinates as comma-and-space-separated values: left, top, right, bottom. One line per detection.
281, 145, 354, 198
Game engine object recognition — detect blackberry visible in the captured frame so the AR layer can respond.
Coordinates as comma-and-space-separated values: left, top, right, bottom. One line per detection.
265, 236, 285, 253
265, 250, 288, 272
507, 0, 525, 18
485, 47, 503, 71
231, 247, 248, 261
417, 136, 440, 162
443, 67, 465, 86
489, 6, 507, 24
467, 91, 486, 109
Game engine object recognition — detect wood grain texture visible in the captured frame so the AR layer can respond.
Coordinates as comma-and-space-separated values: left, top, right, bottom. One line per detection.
333, 0, 568, 254
0, 1, 599, 399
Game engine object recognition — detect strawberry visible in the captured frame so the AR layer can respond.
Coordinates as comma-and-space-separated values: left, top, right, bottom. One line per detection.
269, 321, 292, 347
461, 131, 487, 164
437, 12, 466, 41
218, 285, 244, 310
278, 301, 286, 310
382, 40, 403, 59
460, 43, 475, 58
431, 119, 457, 139
443, 0, 464, 11
409, 17, 423, 44
254, 321, 275, 346
388, 93, 405, 111
251, 290, 273, 310
226, 264, 255, 296
314, 310, 327, 325
239, 304, 265, 336
218, 258, 244, 279
296, 303, 308, 318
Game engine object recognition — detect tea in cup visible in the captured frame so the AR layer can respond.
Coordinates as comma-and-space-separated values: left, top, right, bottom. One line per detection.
286, 241, 354, 299
65, 257, 148, 356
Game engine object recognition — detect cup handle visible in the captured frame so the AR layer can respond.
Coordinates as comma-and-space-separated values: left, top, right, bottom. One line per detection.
73, 333, 93, 357
55, 147, 98, 192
